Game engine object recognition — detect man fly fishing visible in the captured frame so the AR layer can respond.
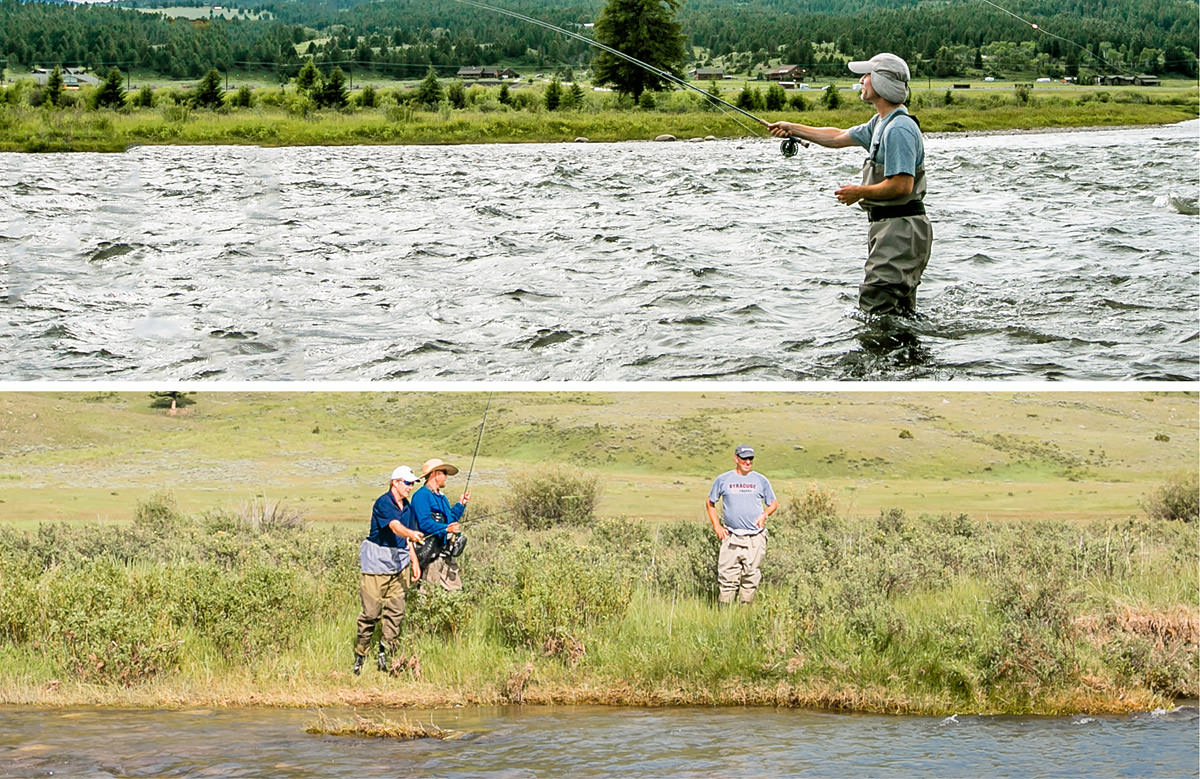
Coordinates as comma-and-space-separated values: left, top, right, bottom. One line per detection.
411, 458, 470, 591
769, 53, 933, 317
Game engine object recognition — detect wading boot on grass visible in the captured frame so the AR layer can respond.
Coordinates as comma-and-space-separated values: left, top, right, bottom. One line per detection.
353, 653, 365, 675
377, 645, 388, 672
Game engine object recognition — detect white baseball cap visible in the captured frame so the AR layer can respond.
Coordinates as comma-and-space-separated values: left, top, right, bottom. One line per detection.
390, 465, 419, 483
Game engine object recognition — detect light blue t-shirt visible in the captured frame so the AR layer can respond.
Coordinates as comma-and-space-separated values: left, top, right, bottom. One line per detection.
847, 107, 924, 178
708, 470, 776, 535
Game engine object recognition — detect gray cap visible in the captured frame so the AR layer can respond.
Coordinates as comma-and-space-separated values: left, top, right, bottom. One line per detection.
848, 53, 910, 103
734, 444, 755, 459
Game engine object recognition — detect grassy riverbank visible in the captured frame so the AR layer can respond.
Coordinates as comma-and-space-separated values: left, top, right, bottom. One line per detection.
0, 493, 1194, 715
1, 85, 1195, 152
0, 392, 1196, 714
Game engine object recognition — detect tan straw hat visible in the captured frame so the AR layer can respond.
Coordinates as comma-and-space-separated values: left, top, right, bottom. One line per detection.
421, 458, 460, 478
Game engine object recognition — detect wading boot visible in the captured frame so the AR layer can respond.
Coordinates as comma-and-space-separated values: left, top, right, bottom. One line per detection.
353, 653, 365, 675
377, 645, 388, 672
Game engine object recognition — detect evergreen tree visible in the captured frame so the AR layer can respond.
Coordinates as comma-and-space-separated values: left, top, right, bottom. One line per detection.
736, 84, 761, 111
414, 66, 442, 108
821, 83, 841, 110
498, 81, 511, 106
93, 67, 126, 109
193, 68, 224, 109
544, 78, 562, 110
46, 65, 64, 106
296, 60, 320, 94
592, 0, 686, 99
318, 66, 349, 108
359, 83, 377, 108
132, 83, 154, 108
568, 82, 586, 109
232, 83, 254, 108
764, 82, 786, 111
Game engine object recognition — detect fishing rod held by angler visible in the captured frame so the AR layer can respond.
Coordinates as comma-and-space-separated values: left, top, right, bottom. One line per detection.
463, 392, 493, 497
454, 0, 808, 158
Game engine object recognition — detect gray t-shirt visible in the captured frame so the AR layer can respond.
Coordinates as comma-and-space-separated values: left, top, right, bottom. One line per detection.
848, 107, 923, 177
708, 469, 776, 534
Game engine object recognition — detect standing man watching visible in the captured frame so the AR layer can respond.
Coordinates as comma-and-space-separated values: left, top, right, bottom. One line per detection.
706, 444, 778, 606
411, 458, 469, 591
768, 53, 932, 317
355, 465, 425, 675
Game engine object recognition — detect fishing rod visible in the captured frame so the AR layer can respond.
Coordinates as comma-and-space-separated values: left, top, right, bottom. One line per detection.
453, 0, 808, 158
463, 391, 493, 499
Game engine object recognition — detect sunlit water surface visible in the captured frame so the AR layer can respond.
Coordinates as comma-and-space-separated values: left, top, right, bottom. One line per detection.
1, 704, 1197, 777
1, 121, 1197, 380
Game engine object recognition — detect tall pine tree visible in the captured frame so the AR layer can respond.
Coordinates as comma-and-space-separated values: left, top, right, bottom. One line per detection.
592, 0, 686, 99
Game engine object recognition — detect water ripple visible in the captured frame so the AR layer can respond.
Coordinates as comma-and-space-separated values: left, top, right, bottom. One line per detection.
0, 122, 1196, 380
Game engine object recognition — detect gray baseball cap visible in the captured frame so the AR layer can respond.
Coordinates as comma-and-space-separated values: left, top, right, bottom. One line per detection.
848, 53, 910, 103
734, 444, 755, 459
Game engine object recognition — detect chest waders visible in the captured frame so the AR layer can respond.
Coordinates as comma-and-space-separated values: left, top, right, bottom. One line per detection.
857, 109, 934, 316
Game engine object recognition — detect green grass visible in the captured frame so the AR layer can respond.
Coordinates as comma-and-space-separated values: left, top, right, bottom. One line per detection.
0, 392, 1195, 712
0, 391, 1195, 527
2, 497, 1193, 713
0, 79, 1194, 151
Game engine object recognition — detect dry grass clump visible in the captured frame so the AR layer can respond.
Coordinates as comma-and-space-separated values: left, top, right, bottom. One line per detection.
306, 709, 453, 740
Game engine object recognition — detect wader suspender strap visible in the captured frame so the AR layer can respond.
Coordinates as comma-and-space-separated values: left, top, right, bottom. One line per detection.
869, 107, 908, 165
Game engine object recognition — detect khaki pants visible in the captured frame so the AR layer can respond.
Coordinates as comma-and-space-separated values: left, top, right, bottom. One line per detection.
861, 215, 933, 315
422, 556, 463, 592
355, 569, 412, 655
717, 532, 767, 604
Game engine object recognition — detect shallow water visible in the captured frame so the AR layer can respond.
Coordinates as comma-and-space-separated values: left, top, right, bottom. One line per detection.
1, 121, 1197, 381
1, 704, 1197, 777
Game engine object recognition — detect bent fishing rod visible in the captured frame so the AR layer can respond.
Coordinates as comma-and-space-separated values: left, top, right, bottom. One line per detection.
453, 0, 808, 157
463, 391, 493, 501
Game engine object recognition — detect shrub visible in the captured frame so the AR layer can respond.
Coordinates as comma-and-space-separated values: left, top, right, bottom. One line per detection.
357, 83, 377, 109
780, 484, 838, 524
821, 84, 841, 110
504, 466, 600, 530
233, 496, 308, 533
485, 542, 631, 659
230, 84, 254, 109
1142, 471, 1199, 522
130, 84, 155, 108
646, 520, 715, 598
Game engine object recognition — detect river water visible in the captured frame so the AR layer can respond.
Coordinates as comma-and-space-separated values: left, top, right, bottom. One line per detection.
1, 704, 1196, 777
1, 121, 1196, 381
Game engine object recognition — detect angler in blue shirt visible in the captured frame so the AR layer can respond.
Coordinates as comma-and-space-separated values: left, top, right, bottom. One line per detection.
410, 458, 470, 591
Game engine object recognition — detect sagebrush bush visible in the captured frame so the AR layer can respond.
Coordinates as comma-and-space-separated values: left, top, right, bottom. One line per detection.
504, 466, 600, 530
485, 541, 631, 659
1141, 471, 1199, 522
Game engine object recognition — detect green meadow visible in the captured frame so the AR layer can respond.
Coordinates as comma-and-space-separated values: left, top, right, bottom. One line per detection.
0, 79, 1195, 152
0, 391, 1195, 714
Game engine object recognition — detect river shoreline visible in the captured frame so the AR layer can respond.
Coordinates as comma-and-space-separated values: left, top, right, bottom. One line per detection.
0, 99, 1194, 152
0, 680, 1183, 716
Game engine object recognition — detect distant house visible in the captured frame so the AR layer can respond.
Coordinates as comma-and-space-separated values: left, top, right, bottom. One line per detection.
1133, 74, 1160, 86
456, 66, 519, 81
693, 68, 725, 81
1095, 74, 1136, 86
766, 65, 805, 81
31, 67, 100, 89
